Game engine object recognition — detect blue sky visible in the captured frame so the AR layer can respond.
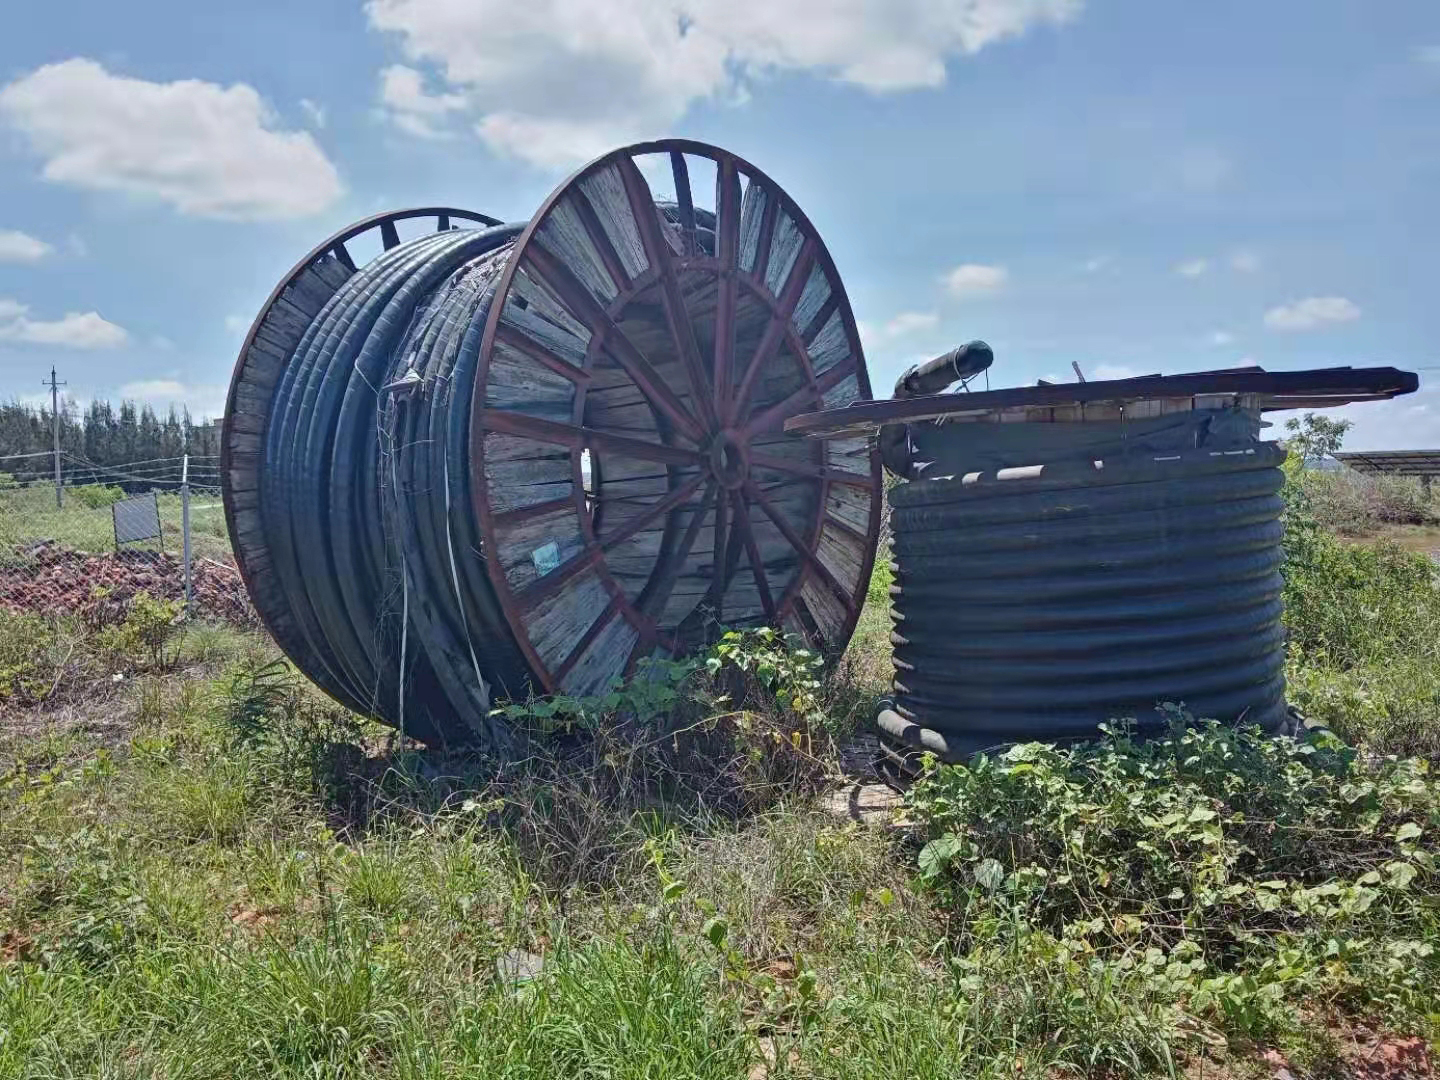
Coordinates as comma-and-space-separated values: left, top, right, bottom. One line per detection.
0, 0, 1436, 449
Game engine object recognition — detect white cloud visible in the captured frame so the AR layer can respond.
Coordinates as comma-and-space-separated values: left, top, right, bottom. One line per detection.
67, 232, 88, 257
300, 98, 327, 128
1263, 296, 1361, 332
378, 64, 468, 138
1416, 45, 1440, 66
0, 58, 343, 220
1209, 330, 1234, 346
0, 299, 128, 348
224, 314, 250, 336
118, 378, 226, 420
0, 229, 52, 262
1082, 254, 1112, 273
883, 311, 940, 337
859, 311, 940, 350
943, 263, 1007, 298
366, 0, 1082, 164
1230, 249, 1260, 273
1174, 257, 1209, 278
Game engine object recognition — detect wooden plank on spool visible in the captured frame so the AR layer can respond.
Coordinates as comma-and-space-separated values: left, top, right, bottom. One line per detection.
806, 311, 848, 374
485, 343, 578, 417
482, 433, 575, 514
790, 263, 832, 338
800, 574, 848, 646
764, 211, 804, 296
578, 164, 649, 280
537, 197, 619, 305
524, 567, 612, 669
825, 485, 874, 536
494, 504, 587, 591
817, 521, 866, 592
558, 612, 640, 697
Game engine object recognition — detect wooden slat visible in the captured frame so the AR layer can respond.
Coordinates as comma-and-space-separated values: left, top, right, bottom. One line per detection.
713, 157, 742, 409
670, 151, 698, 257
523, 242, 705, 444
744, 478, 855, 614
553, 595, 623, 684
571, 186, 633, 293
600, 472, 707, 551
728, 237, 817, 423
748, 451, 873, 489
732, 488, 776, 621
495, 323, 591, 385
616, 155, 719, 431
493, 496, 575, 527
481, 410, 706, 467
381, 219, 400, 249
514, 544, 604, 611
639, 482, 718, 619
744, 356, 857, 438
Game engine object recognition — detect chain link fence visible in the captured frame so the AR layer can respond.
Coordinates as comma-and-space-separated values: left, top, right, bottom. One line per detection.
0, 451, 254, 624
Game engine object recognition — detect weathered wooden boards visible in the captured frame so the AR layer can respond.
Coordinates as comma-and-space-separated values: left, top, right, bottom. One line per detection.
472, 141, 881, 699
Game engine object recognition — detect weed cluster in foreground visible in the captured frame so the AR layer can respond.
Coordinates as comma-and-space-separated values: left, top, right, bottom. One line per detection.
909, 719, 1439, 1046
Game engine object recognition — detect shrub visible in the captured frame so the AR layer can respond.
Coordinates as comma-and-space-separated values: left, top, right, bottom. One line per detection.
68, 484, 125, 510
1292, 468, 1439, 535
94, 591, 183, 671
1282, 483, 1440, 754
908, 717, 1440, 1036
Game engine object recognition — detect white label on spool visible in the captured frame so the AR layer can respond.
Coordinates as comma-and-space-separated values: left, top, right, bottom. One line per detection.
532, 541, 560, 576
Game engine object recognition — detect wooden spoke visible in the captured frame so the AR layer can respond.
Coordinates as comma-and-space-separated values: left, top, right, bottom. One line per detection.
732, 488, 776, 620
380, 219, 401, 250
727, 238, 817, 424
706, 486, 730, 620
800, 293, 839, 344
669, 151, 698, 257
571, 186, 633, 292
493, 496, 575, 527
750, 183, 779, 285
333, 242, 357, 272
482, 410, 705, 468
515, 545, 604, 610
639, 482, 718, 619
494, 324, 591, 385
747, 452, 873, 489
713, 157, 742, 410
522, 242, 705, 444
744, 478, 855, 613
599, 472, 707, 551
743, 356, 857, 438
553, 595, 623, 683
616, 156, 719, 431
436, 212, 450, 232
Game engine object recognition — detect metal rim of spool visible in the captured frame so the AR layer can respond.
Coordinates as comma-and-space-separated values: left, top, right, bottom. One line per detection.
221, 206, 503, 694
470, 139, 882, 692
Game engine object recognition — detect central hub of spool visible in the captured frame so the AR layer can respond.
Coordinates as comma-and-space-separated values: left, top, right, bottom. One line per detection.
708, 429, 749, 489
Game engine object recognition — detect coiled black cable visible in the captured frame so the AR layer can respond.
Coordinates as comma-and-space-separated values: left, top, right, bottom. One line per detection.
261, 226, 530, 744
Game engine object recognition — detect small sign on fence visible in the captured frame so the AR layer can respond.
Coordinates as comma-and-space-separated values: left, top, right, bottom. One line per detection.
113, 492, 163, 551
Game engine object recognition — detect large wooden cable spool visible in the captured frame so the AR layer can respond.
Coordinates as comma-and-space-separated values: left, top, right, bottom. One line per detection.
222, 140, 882, 746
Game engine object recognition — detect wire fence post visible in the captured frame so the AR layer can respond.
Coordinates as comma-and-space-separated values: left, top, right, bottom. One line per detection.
181, 454, 193, 614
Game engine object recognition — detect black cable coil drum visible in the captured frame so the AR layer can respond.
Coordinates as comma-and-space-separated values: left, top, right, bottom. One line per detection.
885, 442, 1290, 757
222, 140, 884, 750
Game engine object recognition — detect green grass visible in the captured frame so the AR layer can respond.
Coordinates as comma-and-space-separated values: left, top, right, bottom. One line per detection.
0, 482, 231, 563
1, 468, 1438, 1078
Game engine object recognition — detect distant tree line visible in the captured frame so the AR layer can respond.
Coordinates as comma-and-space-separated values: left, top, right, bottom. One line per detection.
0, 397, 221, 483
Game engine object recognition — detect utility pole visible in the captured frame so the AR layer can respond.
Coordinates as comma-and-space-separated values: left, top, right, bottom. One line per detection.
44, 366, 66, 509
